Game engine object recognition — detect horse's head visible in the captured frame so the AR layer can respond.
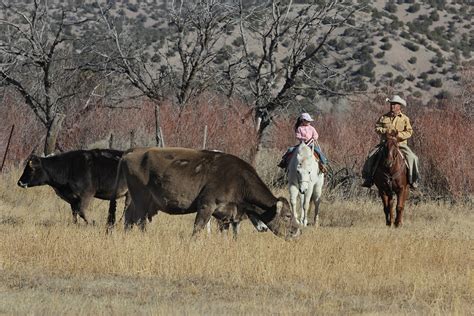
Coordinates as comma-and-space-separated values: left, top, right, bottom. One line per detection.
293, 142, 318, 193
383, 130, 400, 169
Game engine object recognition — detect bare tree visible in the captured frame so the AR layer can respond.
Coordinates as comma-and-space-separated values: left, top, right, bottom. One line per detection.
95, 0, 237, 147
233, 0, 361, 151
0, 0, 102, 155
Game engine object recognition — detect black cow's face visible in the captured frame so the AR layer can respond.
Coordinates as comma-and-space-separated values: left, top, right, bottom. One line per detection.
17, 156, 47, 188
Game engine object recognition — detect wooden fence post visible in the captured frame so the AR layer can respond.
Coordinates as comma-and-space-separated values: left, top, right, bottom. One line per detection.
1, 125, 15, 172
202, 125, 208, 150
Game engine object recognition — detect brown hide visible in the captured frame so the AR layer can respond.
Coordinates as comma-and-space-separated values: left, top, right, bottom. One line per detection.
111, 147, 300, 239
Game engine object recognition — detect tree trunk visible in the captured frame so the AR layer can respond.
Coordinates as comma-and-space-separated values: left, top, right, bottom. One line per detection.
250, 114, 272, 167
44, 113, 65, 156
154, 103, 164, 147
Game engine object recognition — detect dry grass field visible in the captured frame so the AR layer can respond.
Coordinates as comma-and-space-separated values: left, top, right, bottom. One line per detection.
0, 169, 472, 315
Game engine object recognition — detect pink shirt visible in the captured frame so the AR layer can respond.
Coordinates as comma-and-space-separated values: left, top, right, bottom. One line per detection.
296, 125, 319, 143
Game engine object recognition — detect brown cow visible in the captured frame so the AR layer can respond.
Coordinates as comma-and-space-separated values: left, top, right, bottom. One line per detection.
18, 149, 129, 224
107, 147, 301, 239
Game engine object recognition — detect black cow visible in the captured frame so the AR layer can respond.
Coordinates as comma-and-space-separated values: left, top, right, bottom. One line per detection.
18, 149, 129, 224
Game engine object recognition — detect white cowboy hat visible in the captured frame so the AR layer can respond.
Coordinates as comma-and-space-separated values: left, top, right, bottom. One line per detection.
300, 112, 314, 121
385, 95, 407, 107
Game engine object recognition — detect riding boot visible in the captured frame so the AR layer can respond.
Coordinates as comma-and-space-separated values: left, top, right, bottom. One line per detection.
277, 158, 287, 169
319, 161, 328, 174
361, 178, 373, 188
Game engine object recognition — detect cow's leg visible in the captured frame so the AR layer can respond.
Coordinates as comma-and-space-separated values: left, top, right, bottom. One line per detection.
124, 188, 151, 231
289, 185, 299, 224
70, 202, 79, 224
192, 201, 215, 237
231, 221, 240, 239
123, 201, 135, 231
70, 197, 90, 225
76, 195, 93, 224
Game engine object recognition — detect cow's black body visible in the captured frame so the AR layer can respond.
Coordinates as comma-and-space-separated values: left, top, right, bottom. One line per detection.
18, 149, 129, 223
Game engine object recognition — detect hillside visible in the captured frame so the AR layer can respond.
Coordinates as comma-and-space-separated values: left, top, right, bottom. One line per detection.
86, 0, 473, 103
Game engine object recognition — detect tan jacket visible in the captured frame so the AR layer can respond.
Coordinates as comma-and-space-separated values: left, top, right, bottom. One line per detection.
375, 112, 413, 145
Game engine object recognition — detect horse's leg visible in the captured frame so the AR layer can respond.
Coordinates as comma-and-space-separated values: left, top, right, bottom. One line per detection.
395, 187, 409, 227
301, 188, 314, 227
299, 192, 306, 225
380, 193, 392, 226
289, 185, 300, 224
309, 180, 323, 226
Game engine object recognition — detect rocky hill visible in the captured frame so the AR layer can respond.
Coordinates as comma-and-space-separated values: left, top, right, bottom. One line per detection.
2, 0, 473, 105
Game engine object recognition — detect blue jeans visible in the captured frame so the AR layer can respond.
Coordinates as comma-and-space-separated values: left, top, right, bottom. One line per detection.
314, 146, 329, 165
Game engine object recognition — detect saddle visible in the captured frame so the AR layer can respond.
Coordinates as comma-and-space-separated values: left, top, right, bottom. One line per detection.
278, 150, 327, 173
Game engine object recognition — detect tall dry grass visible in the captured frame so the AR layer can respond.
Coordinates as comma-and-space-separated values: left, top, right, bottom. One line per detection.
0, 169, 472, 314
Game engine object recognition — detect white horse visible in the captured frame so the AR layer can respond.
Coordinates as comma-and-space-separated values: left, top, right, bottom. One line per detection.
287, 142, 324, 227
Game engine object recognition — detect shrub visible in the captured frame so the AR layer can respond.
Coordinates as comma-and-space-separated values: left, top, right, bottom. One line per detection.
419, 72, 428, 79
412, 90, 422, 97
406, 74, 416, 81
428, 78, 443, 87
384, 2, 397, 13
408, 56, 417, 64
375, 52, 385, 58
430, 55, 445, 67
427, 67, 437, 74
371, 8, 382, 19
394, 75, 405, 84
430, 10, 440, 21
355, 59, 376, 78
400, 31, 410, 39
380, 42, 392, 50
407, 3, 421, 13
404, 41, 420, 51
435, 90, 451, 99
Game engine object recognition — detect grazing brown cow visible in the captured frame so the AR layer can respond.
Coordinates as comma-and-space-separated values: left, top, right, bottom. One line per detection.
374, 131, 410, 227
107, 147, 301, 239
18, 149, 129, 224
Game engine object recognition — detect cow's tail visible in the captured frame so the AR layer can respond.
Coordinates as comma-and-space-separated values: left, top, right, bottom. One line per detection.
107, 157, 124, 233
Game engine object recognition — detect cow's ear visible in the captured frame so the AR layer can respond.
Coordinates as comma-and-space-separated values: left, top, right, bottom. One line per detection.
276, 200, 283, 214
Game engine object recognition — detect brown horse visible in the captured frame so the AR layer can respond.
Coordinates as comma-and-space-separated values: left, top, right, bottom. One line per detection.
373, 131, 409, 227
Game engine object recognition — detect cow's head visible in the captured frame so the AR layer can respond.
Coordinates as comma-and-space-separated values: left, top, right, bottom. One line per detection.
264, 198, 301, 240
17, 155, 47, 188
